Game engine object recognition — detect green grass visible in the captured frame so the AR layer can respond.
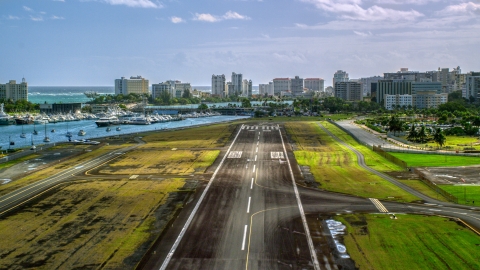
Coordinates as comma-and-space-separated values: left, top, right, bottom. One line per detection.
439, 185, 480, 205
337, 214, 480, 270
287, 121, 419, 202
399, 180, 449, 202
390, 152, 480, 167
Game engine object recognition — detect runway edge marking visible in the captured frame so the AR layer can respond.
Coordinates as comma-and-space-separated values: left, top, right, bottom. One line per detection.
278, 126, 321, 270
159, 124, 245, 270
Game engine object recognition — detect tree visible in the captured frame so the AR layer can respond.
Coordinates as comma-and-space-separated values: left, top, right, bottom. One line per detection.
388, 115, 403, 136
241, 98, 252, 108
417, 125, 427, 143
159, 90, 172, 104
182, 89, 192, 99
198, 103, 208, 110
432, 128, 446, 148
406, 124, 417, 142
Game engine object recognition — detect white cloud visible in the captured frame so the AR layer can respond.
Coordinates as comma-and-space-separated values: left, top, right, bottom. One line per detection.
300, 0, 424, 21
223, 11, 250, 20
51, 15, 65, 20
7, 15, 20, 20
30, 15, 44, 21
193, 11, 250, 22
438, 2, 480, 16
193, 13, 219, 22
23, 6, 33, 12
353, 30, 372, 36
53, 0, 65, 2
374, 0, 439, 4
171, 16, 185, 23
101, 0, 161, 8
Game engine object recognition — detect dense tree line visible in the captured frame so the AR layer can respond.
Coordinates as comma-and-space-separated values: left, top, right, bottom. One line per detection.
0, 99, 39, 113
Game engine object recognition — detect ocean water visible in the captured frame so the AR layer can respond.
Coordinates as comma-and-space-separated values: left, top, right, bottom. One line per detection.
28, 86, 114, 104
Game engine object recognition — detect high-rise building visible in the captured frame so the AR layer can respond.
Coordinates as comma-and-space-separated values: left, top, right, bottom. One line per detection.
304, 78, 324, 92
291, 76, 304, 96
334, 81, 362, 101
247, 80, 252, 97
273, 78, 291, 96
115, 76, 149, 95
259, 84, 269, 96
360, 76, 382, 96
211, 74, 226, 97
376, 80, 412, 105
0, 78, 28, 102
231, 72, 243, 96
152, 80, 191, 99
333, 70, 349, 89
465, 72, 480, 101
226, 82, 234, 96
413, 91, 448, 109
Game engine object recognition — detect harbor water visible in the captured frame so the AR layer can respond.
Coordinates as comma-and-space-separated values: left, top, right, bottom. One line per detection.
0, 115, 249, 151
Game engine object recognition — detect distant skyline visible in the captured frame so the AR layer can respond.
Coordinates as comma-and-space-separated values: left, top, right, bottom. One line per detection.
1, 0, 479, 86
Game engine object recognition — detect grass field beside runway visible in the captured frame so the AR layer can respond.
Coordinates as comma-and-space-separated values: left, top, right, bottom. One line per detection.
336, 214, 480, 270
389, 152, 480, 167
286, 121, 419, 202
0, 179, 185, 269
439, 185, 480, 205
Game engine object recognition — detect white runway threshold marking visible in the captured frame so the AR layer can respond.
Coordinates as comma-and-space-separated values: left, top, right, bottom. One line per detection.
369, 198, 389, 213
159, 124, 245, 270
270, 152, 284, 159
242, 225, 248, 250
228, 151, 242, 158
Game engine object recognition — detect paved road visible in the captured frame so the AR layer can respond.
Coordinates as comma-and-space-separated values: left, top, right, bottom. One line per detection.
0, 139, 143, 215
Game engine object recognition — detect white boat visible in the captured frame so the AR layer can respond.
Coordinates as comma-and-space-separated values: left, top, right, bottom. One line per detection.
106, 127, 111, 132
78, 130, 86, 136
0, 103, 15, 125
95, 116, 120, 127
43, 123, 50, 142
128, 116, 151, 125
116, 127, 121, 131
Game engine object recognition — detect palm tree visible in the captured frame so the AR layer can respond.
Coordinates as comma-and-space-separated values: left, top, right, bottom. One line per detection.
433, 128, 446, 148
388, 115, 403, 136
406, 124, 417, 142
417, 125, 427, 143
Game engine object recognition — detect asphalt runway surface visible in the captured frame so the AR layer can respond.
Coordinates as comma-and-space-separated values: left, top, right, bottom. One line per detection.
143, 122, 480, 270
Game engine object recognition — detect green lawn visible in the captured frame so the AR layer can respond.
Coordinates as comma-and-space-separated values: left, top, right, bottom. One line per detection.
390, 152, 480, 167
337, 214, 480, 270
439, 185, 480, 205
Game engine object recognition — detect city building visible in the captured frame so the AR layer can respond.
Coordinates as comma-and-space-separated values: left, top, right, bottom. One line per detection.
384, 95, 412, 110
0, 78, 28, 102
39, 103, 83, 114
376, 80, 412, 105
226, 82, 234, 96
413, 91, 448, 109
360, 76, 382, 96
273, 78, 290, 96
304, 78, 324, 92
115, 76, 149, 95
231, 72, 243, 96
259, 84, 269, 96
291, 76, 304, 97
242, 79, 252, 97
152, 80, 191, 99
246, 80, 252, 97
211, 74, 226, 97
333, 70, 349, 89
465, 72, 480, 101
411, 82, 442, 94
334, 81, 362, 101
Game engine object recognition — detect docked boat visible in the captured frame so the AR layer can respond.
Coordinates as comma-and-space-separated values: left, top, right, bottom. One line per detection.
116, 127, 121, 131
78, 130, 86, 136
95, 116, 120, 127
0, 103, 15, 125
44, 123, 50, 142
15, 115, 34, 125
51, 129, 55, 133
128, 116, 151, 125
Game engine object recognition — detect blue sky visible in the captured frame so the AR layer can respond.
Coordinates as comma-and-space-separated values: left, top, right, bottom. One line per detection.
0, 0, 479, 86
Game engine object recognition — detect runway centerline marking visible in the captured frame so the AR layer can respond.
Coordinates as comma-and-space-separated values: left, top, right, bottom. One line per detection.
254, 155, 257, 161
242, 225, 248, 250
255, 147, 258, 153
247, 197, 251, 213
252, 165, 256, 173
250, 178, 254, 189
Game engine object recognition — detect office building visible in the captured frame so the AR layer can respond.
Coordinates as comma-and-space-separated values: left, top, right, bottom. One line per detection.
291, 76, 304, 97
304, 78, 324, 92
152, 80, 191, 99
0, 78, 28, 102
465, 72, 480, 100
211, 74, 226, 97
376, 80, 412, 105
334, 81, 362, 101
384, 95, 412, 110
413, 91, 448, 109
360, 76, 382, 96
115, 76, 149, 95
333, 70, 349, 89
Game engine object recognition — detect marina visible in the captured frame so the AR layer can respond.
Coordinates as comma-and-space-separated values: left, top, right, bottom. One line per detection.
0, 115, 248, 150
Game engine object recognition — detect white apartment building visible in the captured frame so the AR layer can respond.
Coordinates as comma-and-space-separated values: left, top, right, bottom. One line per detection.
413, 91, 448, 109
231, 72, 243, 96
304, 78, 324, 92
0, 78, 28, 102
273, 78, 290, 96
385, 94, 412, 110
212, 74, 226, 97
115, 76, 149, 95
333, 70, 349, 89
152, 80, 191, 99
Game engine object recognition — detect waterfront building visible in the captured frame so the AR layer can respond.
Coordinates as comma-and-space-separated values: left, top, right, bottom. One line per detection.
152, 80, 191, 99
39, 103, 83, 114
273, 78, 290, 96
291, 76, 304, 97
259, 84, 268, 96
115, 76, 149, 95
304, 78, 324, 92
334, 81, 362, 101
333, 70, 349, 90
0, 78, 28, 102
231, 72, 243, 96
211, 74, 226, 97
